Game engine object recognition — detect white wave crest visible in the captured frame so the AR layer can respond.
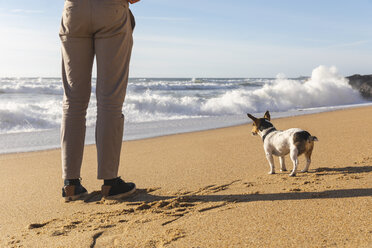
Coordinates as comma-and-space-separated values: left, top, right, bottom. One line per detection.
0, 104, 59, 133
0, 78, 63, 95
201, 66, 364, 114
124, 90, 203, 122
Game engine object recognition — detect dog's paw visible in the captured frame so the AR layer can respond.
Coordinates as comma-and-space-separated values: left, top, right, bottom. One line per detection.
289, 173, 296, 177
301, 169, 308, 173
280, 169, 287, 172
268, 171, 276, 175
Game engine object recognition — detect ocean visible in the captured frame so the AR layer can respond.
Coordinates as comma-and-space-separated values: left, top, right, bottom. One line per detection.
0, 65, 370, 154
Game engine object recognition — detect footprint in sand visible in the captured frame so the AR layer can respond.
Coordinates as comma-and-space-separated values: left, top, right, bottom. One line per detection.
23, 180, 242, 244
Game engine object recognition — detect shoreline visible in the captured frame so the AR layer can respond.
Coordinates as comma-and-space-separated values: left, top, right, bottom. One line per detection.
1, 102, 372, 155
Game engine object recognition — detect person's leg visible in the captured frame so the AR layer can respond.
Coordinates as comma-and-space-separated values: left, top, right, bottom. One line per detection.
60, 0, 94, 181
91, 0, 136, 199
60, 38, 94, 180
94, 32, 132, 179
60, 35, 94, 201
93, 1, 133, 180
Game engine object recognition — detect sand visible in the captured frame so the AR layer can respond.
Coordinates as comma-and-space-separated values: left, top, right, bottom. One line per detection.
1, 106, 372, 247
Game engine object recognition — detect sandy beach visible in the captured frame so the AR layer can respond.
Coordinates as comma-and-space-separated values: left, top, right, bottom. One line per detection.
1, 106, 372, 247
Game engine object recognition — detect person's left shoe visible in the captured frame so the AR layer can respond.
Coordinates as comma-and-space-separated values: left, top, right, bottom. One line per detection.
62, 179, 88, 202
101, 177, 136, 200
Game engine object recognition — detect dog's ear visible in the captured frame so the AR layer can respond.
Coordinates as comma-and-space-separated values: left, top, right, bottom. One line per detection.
263, 111, 270, 121
247, 113, 257, 122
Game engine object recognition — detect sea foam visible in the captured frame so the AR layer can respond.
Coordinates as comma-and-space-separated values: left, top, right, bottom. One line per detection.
0, 66, 367, 135
201, 66, 364, 115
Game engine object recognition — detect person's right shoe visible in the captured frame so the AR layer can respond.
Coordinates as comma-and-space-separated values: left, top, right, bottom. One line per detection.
101, 177, 136, 200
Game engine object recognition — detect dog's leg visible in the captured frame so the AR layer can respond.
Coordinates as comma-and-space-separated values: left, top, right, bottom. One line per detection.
301, 142, 314, 173
301, 156, 311, 173
289, 148, 298, 177
301, 149, 313, 173
266, 153, 275, 174
279, 156, 287, 172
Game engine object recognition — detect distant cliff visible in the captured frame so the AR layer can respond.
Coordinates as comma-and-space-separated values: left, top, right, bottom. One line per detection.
347, 74, 372, 100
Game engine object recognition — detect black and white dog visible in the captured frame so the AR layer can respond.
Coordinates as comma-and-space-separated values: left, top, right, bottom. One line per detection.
247, 111, 318, 177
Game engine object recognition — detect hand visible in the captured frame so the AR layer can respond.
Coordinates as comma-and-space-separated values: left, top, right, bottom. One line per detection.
128, 0, 140, 4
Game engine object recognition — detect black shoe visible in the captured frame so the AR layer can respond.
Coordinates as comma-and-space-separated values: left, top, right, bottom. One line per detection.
101, 177, 136, 200
62, 180, 88, 202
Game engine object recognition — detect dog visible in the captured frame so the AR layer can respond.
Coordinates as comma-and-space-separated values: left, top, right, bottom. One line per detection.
247, 111, 318, 177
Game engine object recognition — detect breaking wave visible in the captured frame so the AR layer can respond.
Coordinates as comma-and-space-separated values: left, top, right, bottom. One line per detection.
0, 66, 366, 134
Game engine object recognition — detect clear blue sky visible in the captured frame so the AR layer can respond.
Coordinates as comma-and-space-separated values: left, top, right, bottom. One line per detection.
0, 0, 372, 77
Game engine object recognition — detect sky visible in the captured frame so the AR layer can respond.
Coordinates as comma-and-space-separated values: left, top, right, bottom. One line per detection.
0, 0, 372, 78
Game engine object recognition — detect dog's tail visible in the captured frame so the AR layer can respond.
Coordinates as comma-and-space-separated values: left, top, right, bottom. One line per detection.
308, 136, 318, 142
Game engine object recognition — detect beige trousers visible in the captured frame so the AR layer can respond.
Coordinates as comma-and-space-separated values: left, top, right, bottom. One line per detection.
59, 0, 133, 179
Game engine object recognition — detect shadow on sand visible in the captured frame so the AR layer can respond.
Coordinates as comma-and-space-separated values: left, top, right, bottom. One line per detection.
82, 164, 372, 204
314, 165, 372, 174
84, 187, 372, 204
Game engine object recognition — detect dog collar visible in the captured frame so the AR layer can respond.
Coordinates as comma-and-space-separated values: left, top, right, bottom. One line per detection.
262, 127, 276, 142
